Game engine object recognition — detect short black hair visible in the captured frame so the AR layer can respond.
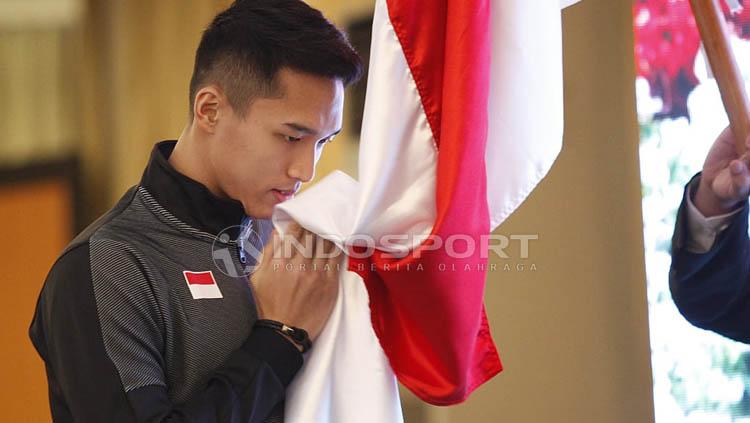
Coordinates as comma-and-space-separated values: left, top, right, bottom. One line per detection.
188, 0, 363, 117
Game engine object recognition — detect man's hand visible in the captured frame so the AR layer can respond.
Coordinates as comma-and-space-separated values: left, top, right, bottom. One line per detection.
695, 127, 750, 217
249, 222, 343, 342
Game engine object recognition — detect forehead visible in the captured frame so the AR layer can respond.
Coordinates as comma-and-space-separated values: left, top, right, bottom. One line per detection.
246, 68, 344, 134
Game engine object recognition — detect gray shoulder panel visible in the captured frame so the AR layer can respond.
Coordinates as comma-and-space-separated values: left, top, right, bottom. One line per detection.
89, 237, 167, 392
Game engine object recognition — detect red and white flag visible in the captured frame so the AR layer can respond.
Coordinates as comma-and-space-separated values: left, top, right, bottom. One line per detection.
273, 0, 579, 421
183, 270, 223, 299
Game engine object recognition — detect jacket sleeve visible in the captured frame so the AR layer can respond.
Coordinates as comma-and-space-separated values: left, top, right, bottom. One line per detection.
670, 173, 750, 343
29, 241, 302, 422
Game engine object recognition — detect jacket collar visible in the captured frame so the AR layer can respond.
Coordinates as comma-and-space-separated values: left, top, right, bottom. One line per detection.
140, 140, 247, 238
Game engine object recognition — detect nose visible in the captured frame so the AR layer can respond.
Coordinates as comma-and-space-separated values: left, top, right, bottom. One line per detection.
287, 143, 318, 183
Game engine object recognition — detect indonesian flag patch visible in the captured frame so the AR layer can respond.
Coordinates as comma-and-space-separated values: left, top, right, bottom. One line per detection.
183, 270, 223, 299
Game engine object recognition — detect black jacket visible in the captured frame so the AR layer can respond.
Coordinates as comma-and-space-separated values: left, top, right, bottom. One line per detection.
29, 141, 301, 422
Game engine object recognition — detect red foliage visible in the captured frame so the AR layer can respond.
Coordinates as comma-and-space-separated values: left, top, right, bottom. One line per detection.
633, 0, 750, 120
633, 0, 701, 120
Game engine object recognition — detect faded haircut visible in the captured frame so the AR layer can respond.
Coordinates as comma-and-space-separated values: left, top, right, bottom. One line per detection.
188, 0, 363, 118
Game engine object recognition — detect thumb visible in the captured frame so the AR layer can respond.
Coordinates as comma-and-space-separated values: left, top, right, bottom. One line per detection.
729, 159, 750, 199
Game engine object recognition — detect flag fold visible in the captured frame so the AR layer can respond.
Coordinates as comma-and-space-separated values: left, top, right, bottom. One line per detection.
272, 0, 576, 421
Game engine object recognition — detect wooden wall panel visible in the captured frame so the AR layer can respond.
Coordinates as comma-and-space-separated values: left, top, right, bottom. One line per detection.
0, 178, 72, 421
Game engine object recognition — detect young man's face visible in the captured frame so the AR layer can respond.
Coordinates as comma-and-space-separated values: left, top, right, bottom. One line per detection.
209, 67, 344, 218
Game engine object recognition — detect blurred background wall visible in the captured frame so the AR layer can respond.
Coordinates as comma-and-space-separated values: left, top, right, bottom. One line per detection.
0, 0, 653, 421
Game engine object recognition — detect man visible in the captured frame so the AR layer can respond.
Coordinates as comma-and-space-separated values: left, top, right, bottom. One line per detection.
29, 0, 362, 421
670, 126, 750, 343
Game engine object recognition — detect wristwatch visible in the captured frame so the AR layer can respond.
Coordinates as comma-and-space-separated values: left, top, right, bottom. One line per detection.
254, 319, 312, 353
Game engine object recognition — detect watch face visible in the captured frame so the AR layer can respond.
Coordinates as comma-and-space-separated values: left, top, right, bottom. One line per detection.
291, 331, 305, 343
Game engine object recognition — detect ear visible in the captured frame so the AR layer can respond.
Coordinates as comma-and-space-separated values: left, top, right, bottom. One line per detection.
192, 85, 224, 133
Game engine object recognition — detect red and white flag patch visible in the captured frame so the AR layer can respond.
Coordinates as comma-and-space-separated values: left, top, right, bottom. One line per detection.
183, 270, 223, 299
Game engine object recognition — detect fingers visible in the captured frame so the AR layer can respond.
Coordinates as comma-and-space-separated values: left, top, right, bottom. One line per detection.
285, 222, 307, 263
262, 229, 281, 264
728, 159, 750, 198
326, 252, 344, 282
286, 221, 304, 245
712, 126, 736, 153
276, 220, 344, 276
718, 125, 743, 146
309, 235, 325, 264
325, 239, 344, 267
740, 150, 750, 166
257, 222, 306, 275
309, 229, 319, 262
312, 236, 343, 263
718, 125, 734, 142
718, 127, 750, 156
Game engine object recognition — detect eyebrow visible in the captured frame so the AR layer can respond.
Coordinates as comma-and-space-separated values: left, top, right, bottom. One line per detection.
283, 123, 342, 140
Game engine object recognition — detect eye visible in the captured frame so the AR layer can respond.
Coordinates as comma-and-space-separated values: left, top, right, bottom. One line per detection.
284, 135, 302, 143
317, 135, 336, 147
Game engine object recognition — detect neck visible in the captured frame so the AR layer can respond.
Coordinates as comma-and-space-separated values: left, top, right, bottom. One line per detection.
170, 125, 225, 198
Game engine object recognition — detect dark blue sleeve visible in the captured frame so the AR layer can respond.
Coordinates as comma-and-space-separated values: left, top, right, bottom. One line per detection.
670, 174, 750, 343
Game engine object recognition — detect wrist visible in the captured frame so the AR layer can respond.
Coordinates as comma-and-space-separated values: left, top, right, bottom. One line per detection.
254, 319, 312, 353
279, 333, 304, 352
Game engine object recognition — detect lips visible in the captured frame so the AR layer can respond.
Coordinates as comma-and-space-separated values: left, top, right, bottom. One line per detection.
271, 188, 296, 203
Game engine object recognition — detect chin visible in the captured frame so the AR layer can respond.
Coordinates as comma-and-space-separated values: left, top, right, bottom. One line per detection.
242, 204, 274, 220
244, 208, 273, 220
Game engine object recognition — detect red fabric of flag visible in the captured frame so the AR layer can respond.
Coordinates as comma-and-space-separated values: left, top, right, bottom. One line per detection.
348, 0, 503, 405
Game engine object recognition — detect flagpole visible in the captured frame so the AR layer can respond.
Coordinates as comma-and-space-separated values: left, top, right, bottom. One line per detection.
689, 0, 750, 154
